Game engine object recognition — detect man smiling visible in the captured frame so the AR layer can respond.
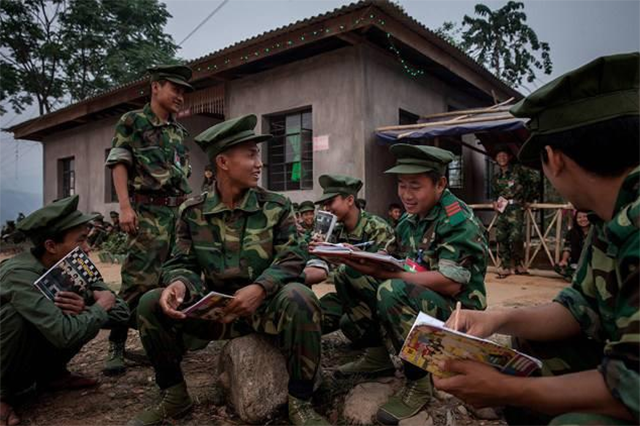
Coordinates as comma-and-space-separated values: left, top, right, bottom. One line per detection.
341, 144, 488, 425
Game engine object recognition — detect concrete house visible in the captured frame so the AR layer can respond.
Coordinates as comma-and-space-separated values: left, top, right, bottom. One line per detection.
8, 0, 519, 217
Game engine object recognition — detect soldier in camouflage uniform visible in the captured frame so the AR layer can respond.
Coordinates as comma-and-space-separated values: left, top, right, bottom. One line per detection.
130, 114, 328, 426
0, 196, 129, 425
340, 144, 488, 424
297, 200, 316, 239
103, 65, 194, 375
303, 175, 396, 365
433, 53, 639, 425
491, 147, 538, 277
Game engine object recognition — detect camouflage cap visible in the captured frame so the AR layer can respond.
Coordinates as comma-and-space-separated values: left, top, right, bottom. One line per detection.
147, 64, 194, 91
17, 195, 98, 245
511, 52, 639, 167
298, 200, 315, 213
316, 175, 363, 204
194, 114, 272, 160
385, 144, 454, 175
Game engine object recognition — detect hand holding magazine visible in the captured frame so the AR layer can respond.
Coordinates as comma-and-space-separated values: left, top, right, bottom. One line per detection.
309, 242, 405, 271
181, 291, 234, 321
400, 311, 542, 378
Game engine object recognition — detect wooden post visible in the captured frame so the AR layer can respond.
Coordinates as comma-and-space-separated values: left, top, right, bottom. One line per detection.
525, 206, 532, 268
554, 209, 562, 264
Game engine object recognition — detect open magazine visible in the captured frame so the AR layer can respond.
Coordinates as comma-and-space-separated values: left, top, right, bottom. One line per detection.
33, 246, 103, 300
181, 291, 234, 321
309, 242, 405, 271
400, 312, 542, 378
312, 211, 337, 242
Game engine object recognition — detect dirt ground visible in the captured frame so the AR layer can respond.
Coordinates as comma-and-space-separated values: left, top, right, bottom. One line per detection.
3, 250, 567, 425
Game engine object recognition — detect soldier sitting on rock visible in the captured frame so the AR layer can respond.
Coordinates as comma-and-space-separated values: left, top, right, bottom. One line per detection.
129, 114, 328, 426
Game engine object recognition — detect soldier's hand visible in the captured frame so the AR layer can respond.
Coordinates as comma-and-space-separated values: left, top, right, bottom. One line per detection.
120, 205, 139, 235
221, 284, 266, 322
93, 290, 116, 312
160, 281, 187, 320
55, 291, 86, 315
443, 309, 497, 338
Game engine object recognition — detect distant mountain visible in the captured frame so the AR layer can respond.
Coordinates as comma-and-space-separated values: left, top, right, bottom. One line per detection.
0, 189, 42, 225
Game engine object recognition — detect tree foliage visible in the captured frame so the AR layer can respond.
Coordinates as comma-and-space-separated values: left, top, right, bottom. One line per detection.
0, 0, 178, 115
437, 1, 552, 87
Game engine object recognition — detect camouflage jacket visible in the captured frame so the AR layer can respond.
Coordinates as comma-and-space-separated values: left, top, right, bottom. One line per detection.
388, 189, 488, 310
0, 252, 130, 348
105, 103, 191, 195
554, 165, 640, 420
491, 164, 538, 205
162, 187, 307, 300
306, 210, 395, 272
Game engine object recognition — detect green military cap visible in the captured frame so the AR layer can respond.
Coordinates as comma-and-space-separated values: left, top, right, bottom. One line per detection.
110, 211, 119, 217
147, 64, 194, 91
17, 195, 99, 245
316, 175, 363, 204
194, 114, 272, 160
298, 200, 315, 213
511, 52, 639, 167
385, 144, 454, 175
293, 202, 300, 211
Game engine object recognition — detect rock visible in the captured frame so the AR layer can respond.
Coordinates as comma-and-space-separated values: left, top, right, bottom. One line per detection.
399, 410, 433, 426
217, 334, 289, 424
434, 389, 454, 400
445, 409, 456, 426
468, 406, 501, 420
456, 405, 468, 416
343, 380, 401, 425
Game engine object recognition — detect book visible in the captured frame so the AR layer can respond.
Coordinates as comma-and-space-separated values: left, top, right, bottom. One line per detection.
495, 196, 509, 213
312, 211, 337, 242
181, 291, 234, 321
309, 243, 406, 271
400, 312, 542, 378
34, 246, 103, 300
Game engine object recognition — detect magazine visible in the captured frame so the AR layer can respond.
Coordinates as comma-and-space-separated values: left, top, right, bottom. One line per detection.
495, 196, 509, 213
33, 246, 103, 300
400, 312, 542, 378
312, 211, 337, 242
309, 243, 405, 271
181, 291, 234, 321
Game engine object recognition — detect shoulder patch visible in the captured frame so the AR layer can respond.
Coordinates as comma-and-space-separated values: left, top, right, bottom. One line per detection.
441, 192, 467, 227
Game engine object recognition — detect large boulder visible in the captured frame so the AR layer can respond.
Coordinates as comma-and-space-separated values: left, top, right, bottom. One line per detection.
217, 334, 289, 424
343, 377, 403, 424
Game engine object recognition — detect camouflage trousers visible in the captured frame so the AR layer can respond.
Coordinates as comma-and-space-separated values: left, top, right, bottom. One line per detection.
505, 336, 629, 425
376, 279, 457, 355
137, 283, 322, 399
495, 206, 525, 267
110, 203, 178, 342
0, 306, 89, 402
319, 265, 383, 347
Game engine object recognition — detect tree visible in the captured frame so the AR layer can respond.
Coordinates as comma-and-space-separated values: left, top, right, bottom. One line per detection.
437, 2, 552, 87
0, 0, 178, 115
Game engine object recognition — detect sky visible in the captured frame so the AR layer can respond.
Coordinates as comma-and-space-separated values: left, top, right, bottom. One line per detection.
1, 0, 638, 222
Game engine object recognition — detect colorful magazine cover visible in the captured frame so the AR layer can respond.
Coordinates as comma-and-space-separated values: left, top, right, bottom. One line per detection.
400, 312, 542, 378
309, 243, 406, 271
33, 246, 103, 300
181, 291, 234, 321
312, 211, 337, 242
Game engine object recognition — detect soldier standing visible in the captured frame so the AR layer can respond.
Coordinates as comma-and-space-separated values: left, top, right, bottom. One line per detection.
433, 52, 639, 426
340, 145, 488, 424
129, 114, 328, 426
491, 147, 538, 277
103, 64, 193, 375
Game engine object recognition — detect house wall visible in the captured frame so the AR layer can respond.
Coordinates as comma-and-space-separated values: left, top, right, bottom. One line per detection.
42, 113, 218, 216
226, 45, 366, 205
356, 44, 491, 215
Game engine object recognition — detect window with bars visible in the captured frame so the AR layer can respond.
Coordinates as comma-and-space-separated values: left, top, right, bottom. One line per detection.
266, 110, 313, 191
59, 157, 75, 198
438, 137, 464, 189
105, 149, 118, 203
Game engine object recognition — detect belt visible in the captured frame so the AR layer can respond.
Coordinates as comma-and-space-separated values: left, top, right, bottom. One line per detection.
131, 193, 186, 207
